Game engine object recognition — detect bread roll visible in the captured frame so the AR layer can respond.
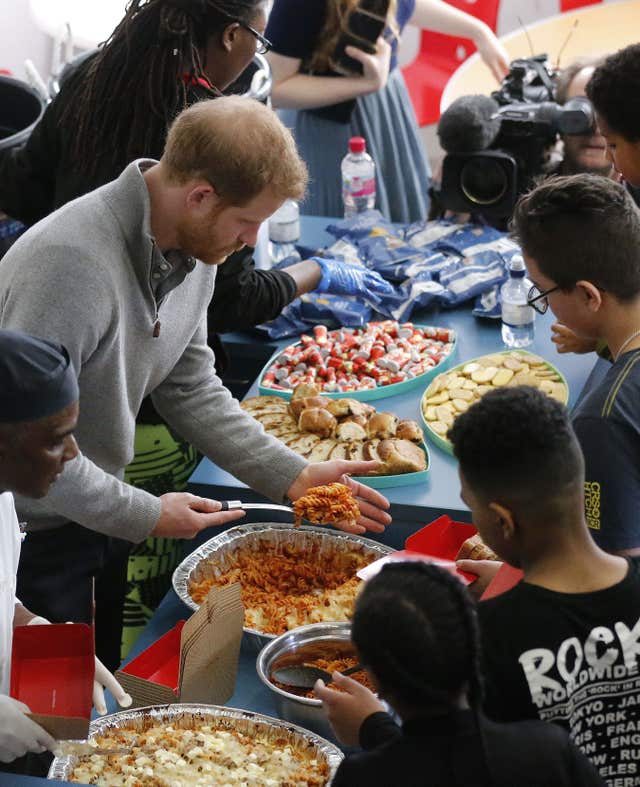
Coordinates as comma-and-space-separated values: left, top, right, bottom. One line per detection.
289, 396, 329, 419
366, 412, 399, 439
298, 407, 337, 437
396, 419, 423, 442
327, 398, 374, 418
292, 383, 320, 400
376, 439, 427, 474
334, 420, 368, 441
455, 534, 498, 562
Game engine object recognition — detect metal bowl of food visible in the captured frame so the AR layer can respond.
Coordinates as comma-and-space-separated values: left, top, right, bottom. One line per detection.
257, 621, 374, 740
48, 703, 343, 785
173, 523, 392, 650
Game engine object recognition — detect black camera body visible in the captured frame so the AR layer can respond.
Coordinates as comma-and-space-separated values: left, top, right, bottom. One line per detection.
439, 54, 597, 224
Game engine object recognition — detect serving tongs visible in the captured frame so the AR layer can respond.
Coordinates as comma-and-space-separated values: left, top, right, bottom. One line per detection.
220, 500, 293, 513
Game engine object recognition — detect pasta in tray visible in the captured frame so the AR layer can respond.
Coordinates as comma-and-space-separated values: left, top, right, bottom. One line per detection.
69, 720, 330, 786
292, 482, 360, 529
188, 538, 372, 636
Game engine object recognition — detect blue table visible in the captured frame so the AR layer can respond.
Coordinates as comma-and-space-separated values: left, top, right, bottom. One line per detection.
191, 216, 598, 550
12, 215, 600, 785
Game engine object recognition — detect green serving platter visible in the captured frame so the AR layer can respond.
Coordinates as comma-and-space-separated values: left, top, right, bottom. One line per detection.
352, 440, 431, 489
257, 324, 457, 402
420, 349, 570, 455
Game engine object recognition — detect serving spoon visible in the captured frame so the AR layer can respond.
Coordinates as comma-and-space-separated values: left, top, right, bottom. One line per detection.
272, 662, 364, 690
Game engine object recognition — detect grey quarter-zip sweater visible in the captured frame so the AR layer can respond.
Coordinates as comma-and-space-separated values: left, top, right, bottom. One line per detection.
0, 160, 307, 542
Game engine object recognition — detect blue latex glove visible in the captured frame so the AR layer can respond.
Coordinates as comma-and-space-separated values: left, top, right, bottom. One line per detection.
312, 257, 395, 303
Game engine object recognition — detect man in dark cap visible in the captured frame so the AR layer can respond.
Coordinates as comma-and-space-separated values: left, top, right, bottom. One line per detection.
0, 329, 130, 767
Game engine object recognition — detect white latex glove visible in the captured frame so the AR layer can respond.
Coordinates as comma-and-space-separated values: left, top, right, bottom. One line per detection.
26, 617, 132, 715
0, 695, 56, 762
93, 658, 132, 716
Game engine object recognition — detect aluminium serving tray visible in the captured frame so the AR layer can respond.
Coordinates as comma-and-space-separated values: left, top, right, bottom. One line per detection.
48, 703, 343, 785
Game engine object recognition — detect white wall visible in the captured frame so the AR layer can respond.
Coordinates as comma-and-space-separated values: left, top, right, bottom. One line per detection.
0, 0, 49, 81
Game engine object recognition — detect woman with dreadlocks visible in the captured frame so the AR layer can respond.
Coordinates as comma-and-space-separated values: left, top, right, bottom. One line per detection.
317, 562, 603, 786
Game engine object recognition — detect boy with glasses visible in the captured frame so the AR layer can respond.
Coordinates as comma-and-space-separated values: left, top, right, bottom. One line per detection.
512, 173, 640, 554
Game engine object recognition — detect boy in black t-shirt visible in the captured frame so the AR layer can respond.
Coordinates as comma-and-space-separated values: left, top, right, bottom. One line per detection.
511, 174, 640, 553
449, 386, 640, 787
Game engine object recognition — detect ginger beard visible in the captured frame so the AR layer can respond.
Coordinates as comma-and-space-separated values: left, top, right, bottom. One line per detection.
176, 202, 246, 265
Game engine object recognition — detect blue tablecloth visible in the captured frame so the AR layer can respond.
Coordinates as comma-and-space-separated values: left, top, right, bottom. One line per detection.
7, 215, 602, 785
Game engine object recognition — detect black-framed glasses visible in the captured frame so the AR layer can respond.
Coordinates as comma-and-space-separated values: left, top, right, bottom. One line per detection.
238, 20, 272, 54
527, 284, 560, 315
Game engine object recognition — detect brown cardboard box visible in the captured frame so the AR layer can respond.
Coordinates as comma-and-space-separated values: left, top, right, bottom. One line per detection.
115, 583, 243, 708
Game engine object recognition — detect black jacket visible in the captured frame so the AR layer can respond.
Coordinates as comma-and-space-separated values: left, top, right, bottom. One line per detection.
0, 61, 297, 334
331, 711, 605, 787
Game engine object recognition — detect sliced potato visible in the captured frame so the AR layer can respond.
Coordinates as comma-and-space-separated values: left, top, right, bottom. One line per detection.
430, 420, 449, 435
423, 405, 437, 422
448, 387, 475, 401
426, 391, 450, 406
471, 366, 498, 384
492, 368, 515, 387
451, 398, 470, 413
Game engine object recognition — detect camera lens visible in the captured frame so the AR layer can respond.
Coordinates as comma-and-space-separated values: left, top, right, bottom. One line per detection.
460, 158, 508, 206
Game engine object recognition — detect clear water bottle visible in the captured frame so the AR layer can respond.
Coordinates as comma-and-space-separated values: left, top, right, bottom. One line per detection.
341, 136, 376, 218
268, 199, 301, 266
501, 254, 535, 348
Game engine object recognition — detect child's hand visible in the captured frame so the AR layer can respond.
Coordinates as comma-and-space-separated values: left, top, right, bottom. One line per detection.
551, 324, 597, 355
314, 672, 385, 747
456, 559, 503, 598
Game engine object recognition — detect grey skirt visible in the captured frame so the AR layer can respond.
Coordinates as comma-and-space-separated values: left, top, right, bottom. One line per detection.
278, 68, 431, 223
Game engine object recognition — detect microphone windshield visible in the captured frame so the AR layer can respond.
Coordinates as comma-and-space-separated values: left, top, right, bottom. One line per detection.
438, 95, 502, 153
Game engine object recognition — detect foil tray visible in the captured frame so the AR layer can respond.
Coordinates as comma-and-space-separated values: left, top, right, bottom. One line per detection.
172, 522, 392, 645
48, 702, 343, 784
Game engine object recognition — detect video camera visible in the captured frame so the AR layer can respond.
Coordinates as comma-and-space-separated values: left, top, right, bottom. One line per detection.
438, 54, 597, 224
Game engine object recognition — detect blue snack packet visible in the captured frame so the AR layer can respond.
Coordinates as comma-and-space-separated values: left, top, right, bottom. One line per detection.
374, 271, 445, 322
298, 293, 372, 327
473, 285, 502, 319
325, 209, 399, 242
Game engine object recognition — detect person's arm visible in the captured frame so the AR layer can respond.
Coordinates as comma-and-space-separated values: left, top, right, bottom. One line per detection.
268, 42, 391, 110
409, 0, 509, 82
573, 415, 640, 555
210, 255, 394, 333
0, 245, 245, 542
152, 320, 391, 532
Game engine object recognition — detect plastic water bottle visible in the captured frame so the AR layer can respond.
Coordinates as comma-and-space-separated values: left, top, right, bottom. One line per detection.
501, 255, 535, 348
341, 136, 376, 218
268, 199, 301, 266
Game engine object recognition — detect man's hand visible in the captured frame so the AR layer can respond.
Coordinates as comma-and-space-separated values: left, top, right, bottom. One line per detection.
315, 673, 385, 747
551, 323, 598, 355
151, 493, 246, 538
93, 658, 132, 716
287, 462, 392, 534
0, 695, 56, 762
456, 559, 503, 599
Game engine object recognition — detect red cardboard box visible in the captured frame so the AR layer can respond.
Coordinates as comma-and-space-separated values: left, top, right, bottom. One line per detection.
11, 623, 94, 740
115, 584, 243, 708
358, 516, 480, 584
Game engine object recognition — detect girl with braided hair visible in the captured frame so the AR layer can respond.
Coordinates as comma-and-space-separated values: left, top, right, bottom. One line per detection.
318, 562, 603, 786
